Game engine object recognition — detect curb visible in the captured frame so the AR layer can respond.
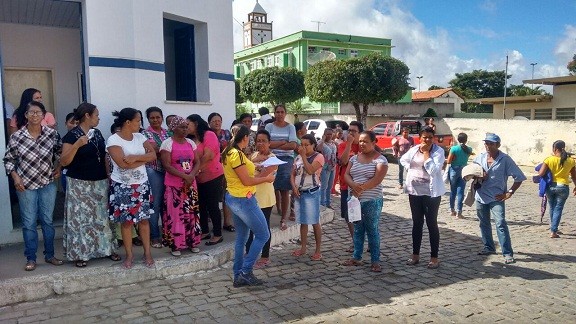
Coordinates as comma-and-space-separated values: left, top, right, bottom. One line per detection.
0, 208, 335, 306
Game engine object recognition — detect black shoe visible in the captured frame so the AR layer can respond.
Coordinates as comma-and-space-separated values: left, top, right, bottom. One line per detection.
233, 276, 248, 288
237, 271, 263, 286
205, 237, 223, 246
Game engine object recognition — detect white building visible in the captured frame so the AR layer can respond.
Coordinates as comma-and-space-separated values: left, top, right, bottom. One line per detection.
0, 0, 235, 244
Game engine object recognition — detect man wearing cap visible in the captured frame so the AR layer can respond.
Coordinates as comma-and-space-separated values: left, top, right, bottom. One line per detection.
473, 133, 526, 264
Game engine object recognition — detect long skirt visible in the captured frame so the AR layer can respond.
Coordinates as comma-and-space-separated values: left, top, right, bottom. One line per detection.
63, 178, 115, 261
162, 184, 201, 250
109, 180, 153, 224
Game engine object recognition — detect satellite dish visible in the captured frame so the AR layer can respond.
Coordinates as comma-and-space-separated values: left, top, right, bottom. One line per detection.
307, 50, 337, 66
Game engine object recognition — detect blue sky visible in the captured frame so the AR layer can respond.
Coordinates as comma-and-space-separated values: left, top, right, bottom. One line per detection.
233, 0, 576, 90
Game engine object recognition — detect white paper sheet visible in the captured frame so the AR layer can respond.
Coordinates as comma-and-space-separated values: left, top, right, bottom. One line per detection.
260, 156, 287, 167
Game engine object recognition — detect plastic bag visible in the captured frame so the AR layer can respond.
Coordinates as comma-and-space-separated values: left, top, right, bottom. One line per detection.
443, 168, 449, 184
347, 196, 362, 223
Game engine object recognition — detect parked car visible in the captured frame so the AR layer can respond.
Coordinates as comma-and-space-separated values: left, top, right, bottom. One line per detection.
370, 119, 453, 157
250, 118, 260, 131
303, 119, 348, 139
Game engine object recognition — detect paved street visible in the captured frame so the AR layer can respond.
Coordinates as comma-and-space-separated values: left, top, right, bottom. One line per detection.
1, 164, 576, 323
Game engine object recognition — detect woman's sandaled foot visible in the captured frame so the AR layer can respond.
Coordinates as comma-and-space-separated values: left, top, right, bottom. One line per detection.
254, 258, 270, 269
427, 261, 440, 269
343, 259, 363, 266
406, 258, 420, 266
310, 253, 322, 261
151, 239, 163, 248
122, 258, 134, 269
109, 253, 121, 261
371, 263, 382, 272
550, 232, 560, 238
75, 260, 87, 268
291, 249, 306, 257
223, 225, 236, 232
24, 260, 36, 271
289, 215, 296, 221
143, 257, 155, 268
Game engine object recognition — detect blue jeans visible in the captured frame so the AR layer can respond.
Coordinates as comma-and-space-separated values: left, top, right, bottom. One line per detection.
448, 165, 466, 213
398, 163, 405, 185
476, 200, 513, 256
225, 192, 270, 277
320, 167, 335, 207
146, 168, 165, 240
16, 182, 57, 262
546, 184, 569, 233
353, 198, 383, 263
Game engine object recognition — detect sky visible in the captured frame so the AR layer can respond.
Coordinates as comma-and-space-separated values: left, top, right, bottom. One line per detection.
232, 0, 576, 92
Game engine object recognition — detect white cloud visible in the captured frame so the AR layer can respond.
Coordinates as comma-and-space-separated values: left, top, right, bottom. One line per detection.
233, 0, 571, 92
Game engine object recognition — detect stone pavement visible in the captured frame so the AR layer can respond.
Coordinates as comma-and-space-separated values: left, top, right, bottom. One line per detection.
1, 164, 576, 323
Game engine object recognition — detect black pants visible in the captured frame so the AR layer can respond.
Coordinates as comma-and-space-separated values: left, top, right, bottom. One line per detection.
408, 195, 441, 258
198, 175, 223, 237
340, 189, 349, 222
246, 207, 272, 258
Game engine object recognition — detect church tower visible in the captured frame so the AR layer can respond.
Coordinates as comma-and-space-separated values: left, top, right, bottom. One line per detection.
243, 0, 272, 48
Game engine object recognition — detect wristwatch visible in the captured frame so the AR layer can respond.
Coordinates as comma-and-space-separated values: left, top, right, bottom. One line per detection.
507, 189, 515, 195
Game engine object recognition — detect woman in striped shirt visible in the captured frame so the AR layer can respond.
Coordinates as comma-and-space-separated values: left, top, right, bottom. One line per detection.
342, 131, 388, 272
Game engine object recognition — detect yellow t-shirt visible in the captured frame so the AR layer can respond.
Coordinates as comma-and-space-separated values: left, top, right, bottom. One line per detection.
251, 151, 276, 208
224, 148, 256, 197
544, 155, 575, 185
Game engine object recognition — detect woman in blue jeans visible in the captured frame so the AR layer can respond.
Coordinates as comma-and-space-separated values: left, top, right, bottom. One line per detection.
446, 132, 473, 218
222, 125, 275, 287
342, 131, 388, 272
4, 101, 63, 271
538, 140, 576, 238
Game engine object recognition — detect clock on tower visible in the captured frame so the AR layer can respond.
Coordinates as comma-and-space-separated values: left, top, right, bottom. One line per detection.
242, 0, 273, 48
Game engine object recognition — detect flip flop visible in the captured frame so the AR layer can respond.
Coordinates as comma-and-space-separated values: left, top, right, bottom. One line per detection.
291, 249, 306, 257
310, 253, 322, 261
223, 225, 236, 232
371, 263, 382, 272
342, 259, 363, 266
143, 257, 155, 268
109, 253, 121, 261
24, 260, 36, 271
122, 259, 133, 270
427, 261, 440, 269
406, 258, 420, 266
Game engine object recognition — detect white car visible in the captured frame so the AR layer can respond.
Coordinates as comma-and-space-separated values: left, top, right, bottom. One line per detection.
303, 119, 348, 139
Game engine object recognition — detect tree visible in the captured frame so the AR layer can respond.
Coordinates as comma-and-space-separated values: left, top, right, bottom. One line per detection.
286, 99, 312, 115
235, 79, 244, 104
428, 85, 444, 90
422, 108, 438, 117
240, 67, 305, 107
449, 69, 510, 113
508, 84, 549, 96
568, 54, 576, 75
305, 53, 410, 125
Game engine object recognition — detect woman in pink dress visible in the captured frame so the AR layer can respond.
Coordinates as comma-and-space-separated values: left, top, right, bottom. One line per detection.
160, 116, 202, 256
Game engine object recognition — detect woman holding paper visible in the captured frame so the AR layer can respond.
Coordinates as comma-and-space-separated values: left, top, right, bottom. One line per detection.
342, 131, 388, 272
246, 129, 279, 268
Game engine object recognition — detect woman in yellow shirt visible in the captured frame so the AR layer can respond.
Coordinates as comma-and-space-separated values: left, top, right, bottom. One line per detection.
538, 140, 576, 238
222, 125, 275, 287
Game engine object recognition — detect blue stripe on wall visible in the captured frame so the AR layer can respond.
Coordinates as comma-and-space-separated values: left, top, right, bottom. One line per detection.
209, 71, 235, 81
89, 57, 165, 72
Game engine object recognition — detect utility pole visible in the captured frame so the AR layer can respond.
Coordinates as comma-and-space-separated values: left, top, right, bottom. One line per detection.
311, 20, 326, 32
416, 76, 423, 92
503, 55, 508, 118
530, 62, 537, 89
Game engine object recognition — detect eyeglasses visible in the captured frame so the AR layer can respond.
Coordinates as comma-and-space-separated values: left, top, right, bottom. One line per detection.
27, 111, 44, 116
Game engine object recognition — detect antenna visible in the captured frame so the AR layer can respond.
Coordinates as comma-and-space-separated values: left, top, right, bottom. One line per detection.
311, 20, 326, 32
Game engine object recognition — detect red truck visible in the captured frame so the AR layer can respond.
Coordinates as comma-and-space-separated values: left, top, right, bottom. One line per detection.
369, 119, 453, 158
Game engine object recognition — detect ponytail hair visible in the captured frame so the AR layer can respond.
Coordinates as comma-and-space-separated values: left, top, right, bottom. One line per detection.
552, 140, 568, 166
222, 125, 250, 165
111, 107, 139, 129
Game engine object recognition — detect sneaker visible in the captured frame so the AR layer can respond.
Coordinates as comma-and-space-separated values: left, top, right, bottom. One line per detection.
504, 255, 515, 264
190, 247, 200, 253
237, 271, 263, 286
171, 250, 181, 256
477, 248, 497, 255
233, 276, 248, 288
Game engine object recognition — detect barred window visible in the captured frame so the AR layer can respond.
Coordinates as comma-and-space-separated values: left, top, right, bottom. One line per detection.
350, 50, 358, 57
556, 108, 575, 120
308, 46, 317, 54
534, 108, 552, 120
514, 109, 531, 119
338, 49, 346, 55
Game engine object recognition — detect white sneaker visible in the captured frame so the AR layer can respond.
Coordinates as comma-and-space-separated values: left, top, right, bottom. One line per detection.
171, 250, 181, 256
190, 247, 200, 253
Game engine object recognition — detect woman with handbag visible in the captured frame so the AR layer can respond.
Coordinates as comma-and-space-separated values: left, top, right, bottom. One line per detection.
342, 131, 388, 272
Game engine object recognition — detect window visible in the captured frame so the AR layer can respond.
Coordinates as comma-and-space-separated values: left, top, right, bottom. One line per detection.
350, 50, 358, 57
534, 108, 553, 120
308, 121, 320, 131
514, 109, 531, 119
556, 108, 575, 120
275, 55, 280, 66
338, 49, 346, 55
266, 56, 273, 66
322, 47, 331, 52
308, 46, 317, 54
372, 125, 386, 135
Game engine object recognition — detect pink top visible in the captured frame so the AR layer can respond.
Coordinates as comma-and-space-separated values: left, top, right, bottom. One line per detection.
162, 139, 197, 188
10, 112, 56, 128
196, 131, 224, 183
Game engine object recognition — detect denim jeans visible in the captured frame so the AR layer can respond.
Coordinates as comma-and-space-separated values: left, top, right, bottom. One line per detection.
320, 167, 335, 207
16, 182, 57, 262
146, 168, 165, 240
448, 165, 466, 213
476, 200, 513, 256
352, 198, 383, 263
398, 163, 405, 185
225, 192, 270, 277
546, 184, 569, 233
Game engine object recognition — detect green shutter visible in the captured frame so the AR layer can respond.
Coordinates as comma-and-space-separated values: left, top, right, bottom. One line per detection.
283, 53, 289, 67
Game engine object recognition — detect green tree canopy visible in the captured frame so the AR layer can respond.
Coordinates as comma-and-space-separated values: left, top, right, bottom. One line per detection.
240, 67, 305, 107
305, 53, 410, 125
235, 79, 244, 104
568, 54, 576, 75
448, 69, 511, 113
428, 85, 444, 90
508, 84, 549, 96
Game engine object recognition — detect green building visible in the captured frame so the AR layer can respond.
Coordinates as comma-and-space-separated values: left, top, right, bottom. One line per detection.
234, 2, 411, 114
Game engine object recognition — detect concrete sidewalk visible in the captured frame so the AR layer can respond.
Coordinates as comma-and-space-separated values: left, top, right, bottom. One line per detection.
0, 208, 335, 306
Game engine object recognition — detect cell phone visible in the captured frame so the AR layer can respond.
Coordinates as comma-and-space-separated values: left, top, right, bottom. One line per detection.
87, 129, 95, 139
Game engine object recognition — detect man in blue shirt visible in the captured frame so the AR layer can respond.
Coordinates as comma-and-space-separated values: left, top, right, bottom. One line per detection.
474, 133, 526, 264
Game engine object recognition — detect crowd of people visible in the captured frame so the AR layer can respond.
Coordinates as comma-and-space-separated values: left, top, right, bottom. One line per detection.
3, 90, 574, 287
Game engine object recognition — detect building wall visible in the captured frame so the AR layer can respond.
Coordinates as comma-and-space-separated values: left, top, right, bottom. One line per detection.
493, 84, 576, 120
339, 102, 455, 118
84, 0, 235, 130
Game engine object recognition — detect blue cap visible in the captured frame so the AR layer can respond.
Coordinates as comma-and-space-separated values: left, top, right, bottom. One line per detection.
484, 133, 501, 143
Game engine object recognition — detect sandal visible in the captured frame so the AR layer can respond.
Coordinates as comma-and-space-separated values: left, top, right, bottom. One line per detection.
254, 258, 270, 269
342, 259, 363, 266
310, 253, 323, 261
427, 261, 440, 269
109, 253, 121, 262
291, 249, 306, 257
75, 260, 87, 268
24, 260, 36, 271
151, 240, 163, 248
201, 234, 211, 240
223, 225, 236, 232
406, 258, 420, 266
45, 257, 64, 266
143, 257, 155, 268
122, 259, 133, 270
132, 237, 143, 246
371, 263, 382, 272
